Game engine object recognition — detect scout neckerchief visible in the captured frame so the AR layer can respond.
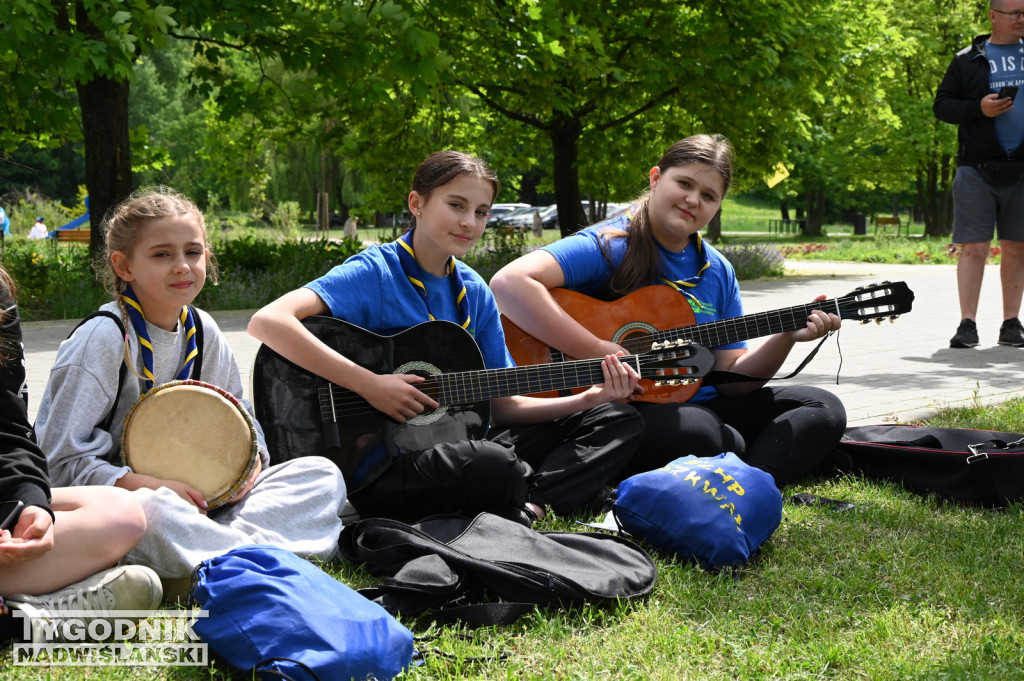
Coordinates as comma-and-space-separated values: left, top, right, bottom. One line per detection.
121, 285, 198, 390
396, 229, 472, 330
658, 231, 710, 304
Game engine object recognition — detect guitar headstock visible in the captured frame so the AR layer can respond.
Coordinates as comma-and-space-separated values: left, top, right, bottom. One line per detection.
635, 340, 715, 386
838, 280, 915, 324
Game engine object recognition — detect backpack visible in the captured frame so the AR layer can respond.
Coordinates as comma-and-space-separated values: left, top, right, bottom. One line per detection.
67, 309, 204, 430
837, 424, 1024, 506
339, 512, 657, 627
607, 452, 783, 571
190, 544, 415, 681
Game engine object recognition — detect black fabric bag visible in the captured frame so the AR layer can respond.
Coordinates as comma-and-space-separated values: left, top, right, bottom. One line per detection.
339, 512, 657, 627
837, 424, 1024, 506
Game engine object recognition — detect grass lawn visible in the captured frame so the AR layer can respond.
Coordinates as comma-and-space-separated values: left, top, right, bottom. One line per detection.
4, 396, 1024, 680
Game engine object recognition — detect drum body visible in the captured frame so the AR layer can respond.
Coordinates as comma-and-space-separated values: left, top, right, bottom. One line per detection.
122, 380, 258, 510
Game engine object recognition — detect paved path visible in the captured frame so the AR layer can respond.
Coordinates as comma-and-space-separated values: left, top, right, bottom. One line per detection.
20, 260, 1024, 426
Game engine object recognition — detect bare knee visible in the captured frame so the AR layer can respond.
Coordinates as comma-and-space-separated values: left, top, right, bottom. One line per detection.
51, 486, 147, 557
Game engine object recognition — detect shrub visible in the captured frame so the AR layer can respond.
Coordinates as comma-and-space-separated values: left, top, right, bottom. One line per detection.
464, 226, 529, 281
716, 243, 785, 279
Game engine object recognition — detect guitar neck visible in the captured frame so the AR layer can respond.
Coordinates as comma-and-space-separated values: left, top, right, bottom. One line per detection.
632, 297, 842, 351
421, 357, 623, 405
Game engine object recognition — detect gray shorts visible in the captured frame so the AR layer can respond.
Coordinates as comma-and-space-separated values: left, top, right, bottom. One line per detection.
952, 166, 1024, 243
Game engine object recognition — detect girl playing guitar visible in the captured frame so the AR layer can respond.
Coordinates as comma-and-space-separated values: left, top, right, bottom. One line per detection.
491, 134, 847, 486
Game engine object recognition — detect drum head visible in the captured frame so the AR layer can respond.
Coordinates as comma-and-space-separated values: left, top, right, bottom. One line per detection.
122, 382, 258, 509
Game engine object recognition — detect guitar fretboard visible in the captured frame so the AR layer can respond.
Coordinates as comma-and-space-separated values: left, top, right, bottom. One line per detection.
317, 345, 707, 420
622, 297, 849, 352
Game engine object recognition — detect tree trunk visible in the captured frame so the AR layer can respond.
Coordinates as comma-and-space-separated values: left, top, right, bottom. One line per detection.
802, 190, 825, 237
706, 209, 722, 241
77, 75, 132, 268
919, 154, 954, 238
550, 118, 586, 238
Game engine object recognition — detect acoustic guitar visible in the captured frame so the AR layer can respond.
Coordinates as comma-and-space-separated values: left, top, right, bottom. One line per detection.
501, 280, 915, 404
252, 316, 714, 491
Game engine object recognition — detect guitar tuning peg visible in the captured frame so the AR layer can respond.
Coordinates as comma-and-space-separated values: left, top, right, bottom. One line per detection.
874, 318, 883, 325
860, 319, 870, 325
888, 316, 898, 323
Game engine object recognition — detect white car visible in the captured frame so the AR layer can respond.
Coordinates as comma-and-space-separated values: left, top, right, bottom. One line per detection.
486, 203, 531, 227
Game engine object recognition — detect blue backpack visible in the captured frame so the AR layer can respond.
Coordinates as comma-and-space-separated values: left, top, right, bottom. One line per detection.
190, 545, 414, 681
610, 452, 783, 571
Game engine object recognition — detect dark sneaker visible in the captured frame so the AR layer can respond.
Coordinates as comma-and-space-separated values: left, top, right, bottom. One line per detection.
998, 318, 1024, 347
950, 319, 979, 348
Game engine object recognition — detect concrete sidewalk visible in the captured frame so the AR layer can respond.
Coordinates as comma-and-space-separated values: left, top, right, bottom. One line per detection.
20, 260, 1024, 425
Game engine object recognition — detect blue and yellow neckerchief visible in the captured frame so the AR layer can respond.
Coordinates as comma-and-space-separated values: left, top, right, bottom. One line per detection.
659, 232, 710, 304
121, 285, 198, 390
396, 229, 471, 330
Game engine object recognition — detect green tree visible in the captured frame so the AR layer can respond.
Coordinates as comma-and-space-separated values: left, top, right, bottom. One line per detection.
0, 0, 179, 255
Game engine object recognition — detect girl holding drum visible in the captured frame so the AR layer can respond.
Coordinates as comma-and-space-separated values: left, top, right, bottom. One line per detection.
35, 189, 346, 581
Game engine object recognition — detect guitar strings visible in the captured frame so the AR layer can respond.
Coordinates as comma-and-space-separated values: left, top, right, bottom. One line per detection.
314, 350, 698, 421
624, 291, 895, 353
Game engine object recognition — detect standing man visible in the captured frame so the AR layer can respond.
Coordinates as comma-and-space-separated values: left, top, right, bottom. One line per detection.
935, 0, 1024, 348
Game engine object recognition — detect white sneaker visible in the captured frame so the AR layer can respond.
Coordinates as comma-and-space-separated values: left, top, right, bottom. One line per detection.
7, 565, 163, 643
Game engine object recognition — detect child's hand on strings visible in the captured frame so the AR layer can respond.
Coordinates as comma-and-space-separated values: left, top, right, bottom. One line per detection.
359, 373, 439, 423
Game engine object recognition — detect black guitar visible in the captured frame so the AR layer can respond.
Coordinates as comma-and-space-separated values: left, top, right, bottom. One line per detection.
253, 316, 714, 492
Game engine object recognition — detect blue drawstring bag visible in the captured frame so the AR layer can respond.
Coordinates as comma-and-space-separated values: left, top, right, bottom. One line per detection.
611, 453, 783, 570
190, 545, 414, 681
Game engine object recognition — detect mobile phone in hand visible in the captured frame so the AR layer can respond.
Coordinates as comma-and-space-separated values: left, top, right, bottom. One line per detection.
998, 85, 1019, 102
0, 500, 24, 531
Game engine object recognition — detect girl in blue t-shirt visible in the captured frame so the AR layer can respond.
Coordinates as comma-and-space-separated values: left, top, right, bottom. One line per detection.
249, 150, 644, 524
491, 134, 847, 486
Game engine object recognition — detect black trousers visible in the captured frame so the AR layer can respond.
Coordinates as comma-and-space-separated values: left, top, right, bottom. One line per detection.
350, 402, 643, 522
624, 386, 846, 487
490, 402, 644, 515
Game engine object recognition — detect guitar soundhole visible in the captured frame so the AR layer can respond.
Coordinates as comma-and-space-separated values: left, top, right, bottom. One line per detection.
612, 322, 658, 346
395, 360, 448, 425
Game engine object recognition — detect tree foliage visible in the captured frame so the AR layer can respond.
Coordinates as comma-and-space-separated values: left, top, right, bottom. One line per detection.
0, 0, 1002, 246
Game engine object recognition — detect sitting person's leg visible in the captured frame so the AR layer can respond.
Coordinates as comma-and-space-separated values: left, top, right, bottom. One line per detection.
348, 440, 532, 523
126, 457, 346, 578
0, 486, 147, 596
703, 386, 847, 487
492, 402, 644, 516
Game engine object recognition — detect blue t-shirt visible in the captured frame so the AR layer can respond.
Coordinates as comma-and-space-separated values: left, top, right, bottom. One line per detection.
541, 214, 745, 401
987, 41, 1024, 155
306, 241, 516, 371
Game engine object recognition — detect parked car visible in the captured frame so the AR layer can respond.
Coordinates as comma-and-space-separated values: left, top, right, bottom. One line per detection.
500, 206, 543, 231
537, 204, 559, 230
486, 203, 531, 228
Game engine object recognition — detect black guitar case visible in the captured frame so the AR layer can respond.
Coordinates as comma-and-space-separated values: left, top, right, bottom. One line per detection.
837, 424, 1024, 506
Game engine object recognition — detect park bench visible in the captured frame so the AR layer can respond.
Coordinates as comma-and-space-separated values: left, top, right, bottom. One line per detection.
873, 216, 903, 237
768, 218, 806, 235
52, 229, 91, 251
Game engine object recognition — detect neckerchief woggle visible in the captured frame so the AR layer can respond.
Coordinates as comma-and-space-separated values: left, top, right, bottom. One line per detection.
121, 285, 198, 390
396, 229, 472, 331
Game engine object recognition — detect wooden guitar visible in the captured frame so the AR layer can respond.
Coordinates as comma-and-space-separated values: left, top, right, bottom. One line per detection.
252, 316, 714, 492
501, 280, 915, 404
